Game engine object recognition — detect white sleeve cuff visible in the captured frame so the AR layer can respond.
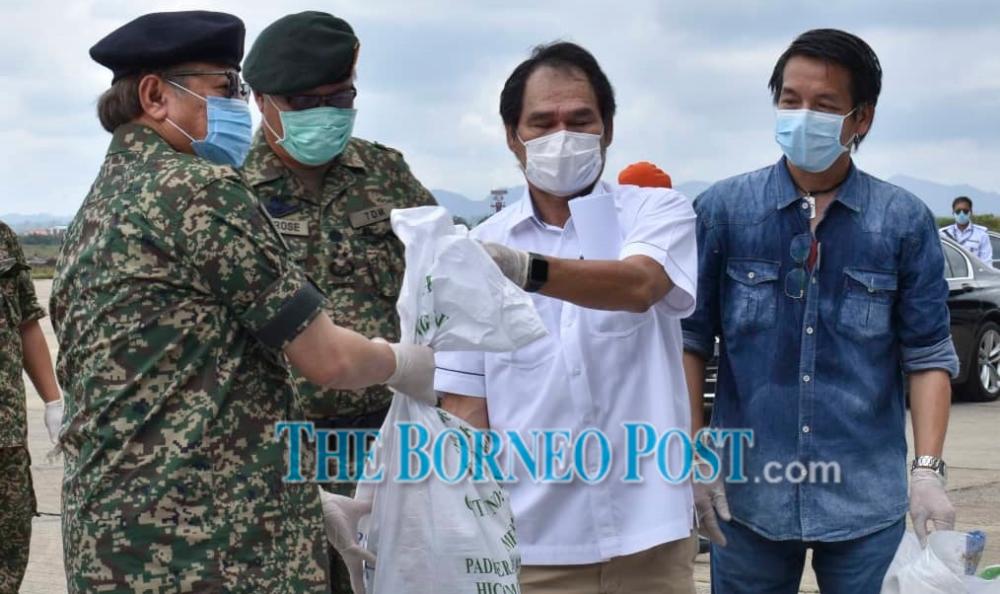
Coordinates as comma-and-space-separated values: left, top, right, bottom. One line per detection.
621, 241, 696, 317
434, 366, 487, 398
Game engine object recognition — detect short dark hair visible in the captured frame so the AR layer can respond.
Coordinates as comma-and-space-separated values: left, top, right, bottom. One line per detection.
499, 41, 615, 130
769, 29, 882, 147
953, 196, 973, 211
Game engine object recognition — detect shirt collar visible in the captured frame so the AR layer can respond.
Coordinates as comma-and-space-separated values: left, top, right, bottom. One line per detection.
773, 157, 862, 213
107, 123, 177, 160
512, 180, 613, 231
240, 129, 367, 187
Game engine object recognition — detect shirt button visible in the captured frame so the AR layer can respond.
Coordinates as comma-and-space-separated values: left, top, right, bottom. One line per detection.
811, 277, 818, 284
802, 374, 811, 383
572, 368, 582, 376
802, 425, 811, 433
801, 202, 809, 210
748, 272, 756, 280
806, 326, 814, 335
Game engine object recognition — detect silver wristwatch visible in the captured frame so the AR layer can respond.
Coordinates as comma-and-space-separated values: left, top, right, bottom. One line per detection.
911, 455, 947, 479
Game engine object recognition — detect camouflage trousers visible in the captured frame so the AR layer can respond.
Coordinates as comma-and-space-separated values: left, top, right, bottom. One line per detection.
315, 409, 387, 594
0, 446, 35, 594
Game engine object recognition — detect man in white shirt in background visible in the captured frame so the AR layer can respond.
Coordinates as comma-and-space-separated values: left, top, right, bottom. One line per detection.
940, 196, 993, 267
438, 41, 700, 594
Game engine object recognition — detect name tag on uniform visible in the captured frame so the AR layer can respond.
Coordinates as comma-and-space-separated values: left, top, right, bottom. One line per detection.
349, 206, 390, 229
273, 218, 310, 237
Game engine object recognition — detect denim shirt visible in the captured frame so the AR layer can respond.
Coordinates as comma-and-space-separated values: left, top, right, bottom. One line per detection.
682, 158, 959, 542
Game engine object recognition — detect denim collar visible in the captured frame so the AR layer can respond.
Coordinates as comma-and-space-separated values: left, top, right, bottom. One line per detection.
773, 157, 862, 213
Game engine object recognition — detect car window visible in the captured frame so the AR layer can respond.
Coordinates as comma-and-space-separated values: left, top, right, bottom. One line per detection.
991, 235, 1000, 266
943, 242, 969, 279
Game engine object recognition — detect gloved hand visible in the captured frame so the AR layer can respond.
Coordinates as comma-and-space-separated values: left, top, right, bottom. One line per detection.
377, 339, 437, 406
320, 486, 375, 594
693, 464, 731, 546
480, 242, 529, 289
909, 468, 955, 545
43, 399, 63, 444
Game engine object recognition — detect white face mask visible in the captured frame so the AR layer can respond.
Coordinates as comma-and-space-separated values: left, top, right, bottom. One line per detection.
519, 130, 604, 197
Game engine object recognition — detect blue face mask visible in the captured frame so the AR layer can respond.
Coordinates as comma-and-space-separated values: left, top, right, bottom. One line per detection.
166, 81, 253, 167
955, 211, 971, 226
775, 108, 856, 173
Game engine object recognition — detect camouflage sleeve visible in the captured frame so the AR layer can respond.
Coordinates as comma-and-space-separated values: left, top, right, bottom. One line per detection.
15, 268, 45, 323
178, 179, 327, 350
0, 226, 44, 323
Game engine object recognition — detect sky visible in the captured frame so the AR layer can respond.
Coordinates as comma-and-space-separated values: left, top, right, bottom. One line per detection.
1, 0, 999, 214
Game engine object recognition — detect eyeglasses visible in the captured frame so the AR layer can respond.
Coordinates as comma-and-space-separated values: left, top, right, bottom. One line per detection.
283, 87, 357, 110
785, 232, 816, 299
166, 70, 249, 100
955, 209, 971, 215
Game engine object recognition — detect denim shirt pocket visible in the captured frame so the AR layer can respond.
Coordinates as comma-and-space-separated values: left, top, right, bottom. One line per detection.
723, 258, 781, 334
837, 267, 898, 341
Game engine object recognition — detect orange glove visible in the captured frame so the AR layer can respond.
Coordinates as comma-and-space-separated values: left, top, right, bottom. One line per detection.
619, 161, 672, 188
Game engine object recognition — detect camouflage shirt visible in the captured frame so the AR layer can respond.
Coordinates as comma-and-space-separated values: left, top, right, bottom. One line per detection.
51, 124, 329, 593
0, 222, 46, 447
241, 133, 436, 421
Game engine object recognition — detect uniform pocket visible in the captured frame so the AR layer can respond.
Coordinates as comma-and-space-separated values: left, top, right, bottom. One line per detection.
583, 309, 651, 337
837, 267, 897, 340
723, 259, 780, 334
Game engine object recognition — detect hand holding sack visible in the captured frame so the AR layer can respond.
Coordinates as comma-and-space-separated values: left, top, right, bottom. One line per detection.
356, 206, 547, 594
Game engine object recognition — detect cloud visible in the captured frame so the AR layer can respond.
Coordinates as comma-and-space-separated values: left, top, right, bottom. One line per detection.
1, 0, 999, 215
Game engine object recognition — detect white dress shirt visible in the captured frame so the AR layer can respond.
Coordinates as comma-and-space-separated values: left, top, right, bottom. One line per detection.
940, 223, 994, 267
435, 181, 698, 565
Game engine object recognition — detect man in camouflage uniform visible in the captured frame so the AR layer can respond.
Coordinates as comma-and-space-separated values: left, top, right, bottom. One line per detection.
240, 13, 436, 591
53, 11, 435, 593
0, 221, 62, 593
242, 11, 437, 427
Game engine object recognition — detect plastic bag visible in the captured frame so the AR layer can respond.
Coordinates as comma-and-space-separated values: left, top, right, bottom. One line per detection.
882, 530, 998, 593
358, 206, 547, 594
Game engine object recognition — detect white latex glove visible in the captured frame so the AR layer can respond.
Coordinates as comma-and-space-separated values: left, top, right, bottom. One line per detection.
693, 464, 731, 546
909, 468, 955, 545
320, 487, 375, 594
480, 241, 529, 289
375, 339, 437, 406
43, 399, 63, 444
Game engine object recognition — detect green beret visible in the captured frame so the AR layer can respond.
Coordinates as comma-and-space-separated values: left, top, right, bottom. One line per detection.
244, 11, 359, 95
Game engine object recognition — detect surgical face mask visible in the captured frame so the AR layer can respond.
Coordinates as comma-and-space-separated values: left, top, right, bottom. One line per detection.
955, 211, 971, 226
519, 130, 604, 197
165, 81, 252, 167
775, 108, 857, 173
264, 96, 356, 166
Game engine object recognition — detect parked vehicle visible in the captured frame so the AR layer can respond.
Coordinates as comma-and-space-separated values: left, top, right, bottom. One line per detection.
987, 230, 1000, 269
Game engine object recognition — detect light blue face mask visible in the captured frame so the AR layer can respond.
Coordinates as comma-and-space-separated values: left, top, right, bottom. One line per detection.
166, 81, 253, 167
955, 211, 971, 226
775, 108, 857, 173
263, 96, 356, 166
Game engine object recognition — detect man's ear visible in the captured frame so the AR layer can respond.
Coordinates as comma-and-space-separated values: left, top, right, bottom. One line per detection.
505, 124, 519, 154
253, 91, 266, 114
138, 74, 170, 122
854, 104, 874, 139
603, 119, 614, 149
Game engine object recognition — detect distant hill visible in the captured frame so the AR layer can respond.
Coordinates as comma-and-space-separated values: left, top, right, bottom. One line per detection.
8, 174, 998, 234
0, 213, 73, 233
887, 175, 1000, 216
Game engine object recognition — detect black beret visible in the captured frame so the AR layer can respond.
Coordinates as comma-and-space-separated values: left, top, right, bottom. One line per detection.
91, 11, 245, 82
243, 11, 360, 95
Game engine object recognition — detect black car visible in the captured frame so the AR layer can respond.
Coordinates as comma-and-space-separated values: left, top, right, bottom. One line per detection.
703, 236, 1000, 410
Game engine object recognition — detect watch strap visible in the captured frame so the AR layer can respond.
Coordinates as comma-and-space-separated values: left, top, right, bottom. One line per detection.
524, 252, 548, 293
